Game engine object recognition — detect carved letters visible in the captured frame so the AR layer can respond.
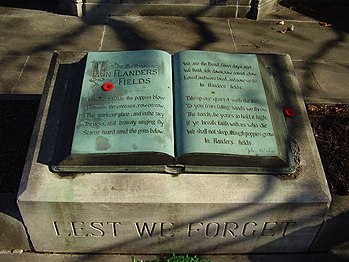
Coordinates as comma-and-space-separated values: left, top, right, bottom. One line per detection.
52, 220, 296, 239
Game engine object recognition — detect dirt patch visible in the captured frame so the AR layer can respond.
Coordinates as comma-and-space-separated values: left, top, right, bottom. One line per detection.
0, 100, 39, 193
307, 104, 349, 195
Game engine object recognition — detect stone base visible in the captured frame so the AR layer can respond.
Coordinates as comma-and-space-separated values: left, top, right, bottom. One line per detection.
0, 193, 31, 251
311, 195, 349, 252
59, 0, 277, 19
17, 51, 331, 254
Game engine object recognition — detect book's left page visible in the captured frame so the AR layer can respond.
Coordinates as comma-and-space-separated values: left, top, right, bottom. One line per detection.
71, 50, 175, 157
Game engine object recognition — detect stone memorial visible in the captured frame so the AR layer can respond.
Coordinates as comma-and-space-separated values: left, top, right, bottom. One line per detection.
17, 51, 331, 254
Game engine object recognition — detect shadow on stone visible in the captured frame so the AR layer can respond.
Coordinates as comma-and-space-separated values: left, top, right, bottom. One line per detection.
0, 98, 39, 250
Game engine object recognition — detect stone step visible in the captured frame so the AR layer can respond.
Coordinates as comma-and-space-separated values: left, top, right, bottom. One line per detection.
59, 0, 278, 19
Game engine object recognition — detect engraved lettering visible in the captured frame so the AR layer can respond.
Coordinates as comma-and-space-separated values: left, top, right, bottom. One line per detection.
107, 222, 121, 237
261, 222, 278, 237
70, 221, 88, 237
135, 222, 156, 237
242, 222, 257, 237
205, 222, 220, 237
52, 221, 61, 236
222, 222, 238, 237
50, 220, 297, 239
90, 222, 105, 237
160, 223, 175, 238
187, 222, 203, 237
281, 221, 297, 237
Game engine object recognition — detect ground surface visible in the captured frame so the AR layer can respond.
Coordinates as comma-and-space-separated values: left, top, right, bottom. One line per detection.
0, 100, 348, 195
0, 100, 39, 193
307, 104, 349, 195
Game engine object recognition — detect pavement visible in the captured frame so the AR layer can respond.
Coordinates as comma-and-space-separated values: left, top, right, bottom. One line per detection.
0, 2, 348, 103
0, 1, 348, 261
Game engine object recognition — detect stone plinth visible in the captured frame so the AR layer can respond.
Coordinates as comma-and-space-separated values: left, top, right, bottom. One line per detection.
17, 51, 331, 254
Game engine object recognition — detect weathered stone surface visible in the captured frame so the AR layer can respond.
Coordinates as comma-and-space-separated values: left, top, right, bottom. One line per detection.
17, 51, 330, 254
250, 0, 278, 20
0, 194, 30, 251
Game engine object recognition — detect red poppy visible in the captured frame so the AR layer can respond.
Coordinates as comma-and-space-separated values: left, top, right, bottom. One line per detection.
102, 82, 114, 91
284, 107, 296, 117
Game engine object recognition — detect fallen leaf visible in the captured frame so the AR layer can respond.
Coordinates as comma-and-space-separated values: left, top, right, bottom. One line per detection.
308, 105, 318, 112
277, 21, 285, 25
278, 29, 287, 34
319, 21, 332, 27
287, 24, 295, 31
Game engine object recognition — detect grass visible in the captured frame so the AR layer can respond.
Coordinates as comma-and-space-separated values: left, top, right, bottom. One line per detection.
132, 254, 212, 262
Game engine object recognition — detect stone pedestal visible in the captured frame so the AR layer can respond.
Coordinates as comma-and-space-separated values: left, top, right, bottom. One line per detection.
17, 51, 331, 254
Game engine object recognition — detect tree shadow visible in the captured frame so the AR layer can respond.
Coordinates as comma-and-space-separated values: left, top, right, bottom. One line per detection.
188, 6, 218, 50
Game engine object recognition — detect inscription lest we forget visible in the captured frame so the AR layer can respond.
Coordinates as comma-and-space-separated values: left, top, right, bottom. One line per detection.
52, 220, 297, 238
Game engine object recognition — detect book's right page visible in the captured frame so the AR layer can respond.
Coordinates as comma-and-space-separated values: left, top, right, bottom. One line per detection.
173, 51, 279, 160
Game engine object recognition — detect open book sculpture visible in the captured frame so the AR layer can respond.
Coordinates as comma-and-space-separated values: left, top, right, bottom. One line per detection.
50, 50, 295, 174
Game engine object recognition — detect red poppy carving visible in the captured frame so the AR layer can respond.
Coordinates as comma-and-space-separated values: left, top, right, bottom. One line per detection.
284, 107, 296, 117
102, 82, 114, 91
